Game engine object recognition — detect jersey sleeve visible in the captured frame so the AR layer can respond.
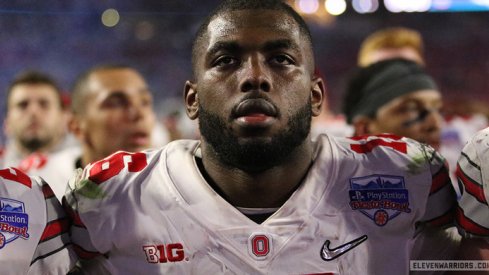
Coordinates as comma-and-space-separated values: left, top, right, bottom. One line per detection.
455, 129, 489, 238
64, 150, 152, 271
63, 168, 105, 261
418, 149, 457, 228
28, 178, 77, 274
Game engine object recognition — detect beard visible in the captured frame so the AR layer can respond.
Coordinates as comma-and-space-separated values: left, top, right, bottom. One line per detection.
20, 138, 48, 152
19, 136, 51, 153
198, 99, 311, 173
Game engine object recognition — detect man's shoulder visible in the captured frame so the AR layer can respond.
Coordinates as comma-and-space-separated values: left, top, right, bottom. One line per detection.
464, 127, 489, 155
69, 140, 200, 198
321, 133, 435, 159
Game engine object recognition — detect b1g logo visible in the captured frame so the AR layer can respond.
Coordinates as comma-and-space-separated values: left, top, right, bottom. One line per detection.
143, 243, 186, 263
0, 197, 29, 248
348, 175, 411, 226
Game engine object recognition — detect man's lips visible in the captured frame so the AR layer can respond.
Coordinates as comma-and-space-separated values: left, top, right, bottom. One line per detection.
233, 98, 277, 117
129, 132, 150, 146
233, 98, 278, 127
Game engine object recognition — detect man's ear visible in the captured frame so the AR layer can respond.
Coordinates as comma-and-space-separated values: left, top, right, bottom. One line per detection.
311, 76, 325, 117
69, 115, 85, 142
3, 118, 10, 137
352, 116, 374, 136
184, 81, 199, 120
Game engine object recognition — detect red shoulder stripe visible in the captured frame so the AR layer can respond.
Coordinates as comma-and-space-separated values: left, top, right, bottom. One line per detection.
456, 206, 489, 236
457, 164, 487, 204
0, 167, 31, 188
41, 183, 55, 199
39, 217, 70, 242
73, 243, 102, 260
350, 134, 403, 141
430, 165, 450, 194
350, 139, 407, 154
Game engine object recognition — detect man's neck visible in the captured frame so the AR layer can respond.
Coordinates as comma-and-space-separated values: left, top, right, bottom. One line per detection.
199, 140, 314, 208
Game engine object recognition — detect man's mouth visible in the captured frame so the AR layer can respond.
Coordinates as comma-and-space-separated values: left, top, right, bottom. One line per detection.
233, 98, 278, 127
129, 131, 150, 147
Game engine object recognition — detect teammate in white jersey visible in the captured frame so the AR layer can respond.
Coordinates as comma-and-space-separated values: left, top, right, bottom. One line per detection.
65, 1, 455, 274
0, 167, 76, 274
455, 127, 489, 260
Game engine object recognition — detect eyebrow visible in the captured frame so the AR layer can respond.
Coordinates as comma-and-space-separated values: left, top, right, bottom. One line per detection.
207, 39, 299, 57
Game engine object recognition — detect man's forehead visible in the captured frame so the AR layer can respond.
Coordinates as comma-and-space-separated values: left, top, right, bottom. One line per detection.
10, 84, 57, 100
206, 10, 301, 44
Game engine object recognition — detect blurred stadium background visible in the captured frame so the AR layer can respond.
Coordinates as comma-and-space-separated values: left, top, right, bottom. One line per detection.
1, 0, 489, 144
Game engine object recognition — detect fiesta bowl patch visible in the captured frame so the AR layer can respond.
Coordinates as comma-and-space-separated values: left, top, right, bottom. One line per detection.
349, 175, 411, 226
0, 197, 29, 248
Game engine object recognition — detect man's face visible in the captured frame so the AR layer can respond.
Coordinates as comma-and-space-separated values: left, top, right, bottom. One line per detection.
186, 10, 323, 172
78, 68, 156, 161
368, 89, 442, 150
5, 84, 64, 153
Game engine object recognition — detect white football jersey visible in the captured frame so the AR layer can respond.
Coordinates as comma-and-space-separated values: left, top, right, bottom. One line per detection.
0, 167, 77, 274
66, 134, 455, 275
17, 147, 81, 201
456, 127, 489, 238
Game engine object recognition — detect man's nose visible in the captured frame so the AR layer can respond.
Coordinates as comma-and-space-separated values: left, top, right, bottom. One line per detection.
127, 103, 145, 121
239, 56, 271, 93
424, 108, 442, 132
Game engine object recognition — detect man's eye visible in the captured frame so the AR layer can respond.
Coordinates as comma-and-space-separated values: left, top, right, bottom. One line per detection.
270, 55, 294, 65
213, 56, 238, 67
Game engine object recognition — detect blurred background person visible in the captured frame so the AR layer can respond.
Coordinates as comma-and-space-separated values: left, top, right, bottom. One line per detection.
343, 58, 443, 150
1, 70, 79, 169
356, 26, 488, 190
358, 26, 425, 67
22, 64, 160, 200
342, 58, 458, 266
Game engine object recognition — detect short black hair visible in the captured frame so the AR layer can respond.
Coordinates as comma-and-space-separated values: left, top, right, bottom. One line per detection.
71, 64, 134, 116
191, 0, 313, 76
6, 70, 63, 109
342, 58, 437, 124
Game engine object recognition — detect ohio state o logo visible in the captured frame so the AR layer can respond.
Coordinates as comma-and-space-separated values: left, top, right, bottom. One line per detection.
248, 233, 272, 260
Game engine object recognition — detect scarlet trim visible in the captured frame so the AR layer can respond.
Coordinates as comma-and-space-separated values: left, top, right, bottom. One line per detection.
430, 166, 450, 194
457, 164, 486, 204
73, 243, 102, 260
0, 167, 31, 188
40, 218, 70, 242
350, 134, 402, 141
41, 183, 55, 199
350, 139, 407, 154
456, 206, 489, 236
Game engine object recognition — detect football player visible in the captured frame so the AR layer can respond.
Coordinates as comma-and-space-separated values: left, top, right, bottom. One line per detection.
455, 127, 489, 260
0, 167, 76, 274
65, 1, 455, 274
1, 71, 77, 167
21, 64, 157, 201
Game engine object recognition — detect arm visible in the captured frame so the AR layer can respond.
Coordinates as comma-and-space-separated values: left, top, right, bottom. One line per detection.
455, 131, 489, 260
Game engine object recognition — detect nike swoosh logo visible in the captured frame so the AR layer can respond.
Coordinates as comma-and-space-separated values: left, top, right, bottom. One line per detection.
320, 235, 368, 261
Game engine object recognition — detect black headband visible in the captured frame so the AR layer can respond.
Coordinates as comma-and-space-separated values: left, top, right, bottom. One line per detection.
348, 59, 438, 122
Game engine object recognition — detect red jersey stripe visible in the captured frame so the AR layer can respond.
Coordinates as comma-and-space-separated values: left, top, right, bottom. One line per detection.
456, 207, 489, 236
350, 139, 407, 154
41, 183, 55, 199
430, 166, 450, 194
457, 164, 486, 204
73, 243, 102, 260
39, 218, 70, 242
